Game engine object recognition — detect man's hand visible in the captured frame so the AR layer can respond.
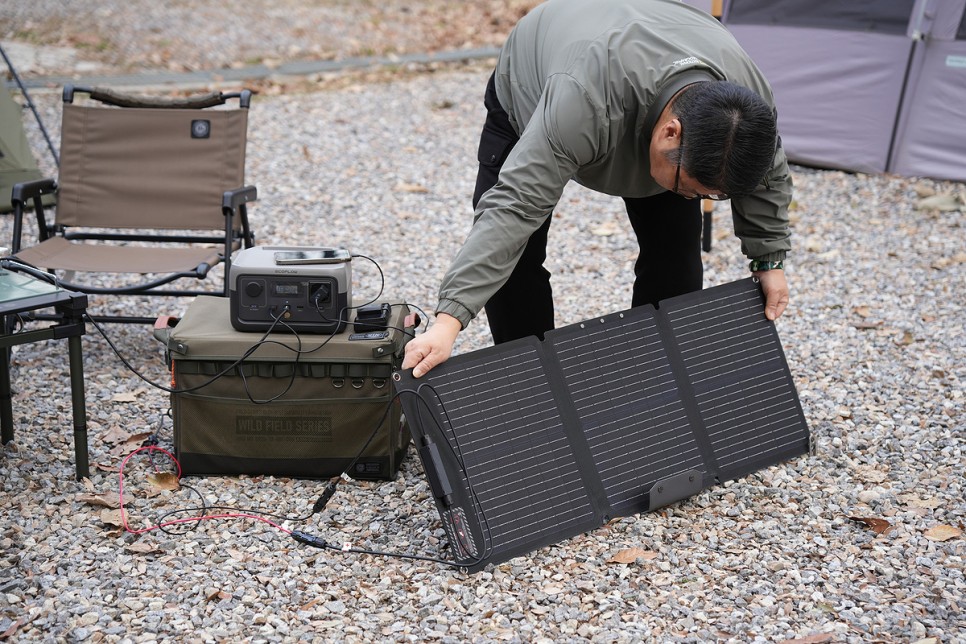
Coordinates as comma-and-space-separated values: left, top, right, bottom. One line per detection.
755, 269, 789, 321
402, 313, 462, 378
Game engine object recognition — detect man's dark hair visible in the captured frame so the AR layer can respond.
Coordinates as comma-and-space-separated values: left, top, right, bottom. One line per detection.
669, 81, 777, 196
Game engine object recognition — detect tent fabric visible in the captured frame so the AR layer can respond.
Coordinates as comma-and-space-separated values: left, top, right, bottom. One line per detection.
714, 0, 966, 182
0, 88, 46, 214
889, 0, 966, 180
722, 23, 912, 174
726, 0, 915, 34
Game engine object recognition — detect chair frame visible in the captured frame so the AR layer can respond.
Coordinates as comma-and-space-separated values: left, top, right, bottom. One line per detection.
8, 85, 257, 322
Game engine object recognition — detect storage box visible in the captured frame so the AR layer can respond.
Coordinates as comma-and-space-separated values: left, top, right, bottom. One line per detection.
160, 296, 414, 479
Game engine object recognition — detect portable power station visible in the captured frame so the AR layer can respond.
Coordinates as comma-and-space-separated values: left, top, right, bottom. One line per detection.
229, 246, 351, 333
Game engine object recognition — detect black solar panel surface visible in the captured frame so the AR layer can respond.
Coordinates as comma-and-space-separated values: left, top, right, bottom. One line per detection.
661, 284, 811, 479
395, 279, 810, 571
406, 340, 600, 566
545, 307, 704, 516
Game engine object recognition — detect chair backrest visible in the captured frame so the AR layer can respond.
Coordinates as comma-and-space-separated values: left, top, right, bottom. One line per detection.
56, 91, 249, 231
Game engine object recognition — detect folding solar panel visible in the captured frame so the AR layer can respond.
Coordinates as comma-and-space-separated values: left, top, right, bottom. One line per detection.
394, 278, 810, 572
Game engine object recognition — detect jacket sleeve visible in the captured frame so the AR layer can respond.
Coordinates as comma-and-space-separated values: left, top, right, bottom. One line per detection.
729, 142, 794, 262
436, 74, 602, 327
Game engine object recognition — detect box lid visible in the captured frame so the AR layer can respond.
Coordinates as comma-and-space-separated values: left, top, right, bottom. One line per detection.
166, 296, 410, 362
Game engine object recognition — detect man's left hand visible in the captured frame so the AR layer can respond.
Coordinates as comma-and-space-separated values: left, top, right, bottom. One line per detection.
755, 269, 789, 321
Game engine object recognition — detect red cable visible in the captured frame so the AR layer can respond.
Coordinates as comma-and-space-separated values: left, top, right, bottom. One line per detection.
118, 445, 292, 536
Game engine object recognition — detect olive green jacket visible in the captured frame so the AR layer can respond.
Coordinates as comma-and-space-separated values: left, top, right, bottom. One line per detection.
438, 0, 793, 327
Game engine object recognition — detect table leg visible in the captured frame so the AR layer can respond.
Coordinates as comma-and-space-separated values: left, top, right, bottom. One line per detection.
1, 312, 13, 445
1, 344, 12, 445
67, 334, 89, 480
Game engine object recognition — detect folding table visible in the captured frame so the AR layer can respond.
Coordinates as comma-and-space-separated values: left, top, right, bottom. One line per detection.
0, 267, 89, 479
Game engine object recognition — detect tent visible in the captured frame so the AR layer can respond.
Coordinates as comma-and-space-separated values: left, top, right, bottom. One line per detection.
719, 0, 966, 182
1, 43, 58, 215
0, 86, 49, 214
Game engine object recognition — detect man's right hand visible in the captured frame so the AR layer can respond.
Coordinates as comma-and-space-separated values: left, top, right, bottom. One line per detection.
402, 312, 462, 378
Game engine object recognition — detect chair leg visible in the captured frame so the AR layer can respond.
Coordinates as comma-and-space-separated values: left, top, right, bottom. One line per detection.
67, 334, 89, 479
702, 200, 714, 253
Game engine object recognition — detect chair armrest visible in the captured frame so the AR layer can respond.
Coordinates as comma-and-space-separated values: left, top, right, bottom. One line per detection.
10, 178, 57, 253
222, 185, 258, 211
11, 178, 57, 207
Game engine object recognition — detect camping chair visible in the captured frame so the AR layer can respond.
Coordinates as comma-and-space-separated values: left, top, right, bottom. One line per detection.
7, 85, 256, 323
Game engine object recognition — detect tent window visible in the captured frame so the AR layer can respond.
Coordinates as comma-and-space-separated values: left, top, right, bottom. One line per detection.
726, 0, 915, 35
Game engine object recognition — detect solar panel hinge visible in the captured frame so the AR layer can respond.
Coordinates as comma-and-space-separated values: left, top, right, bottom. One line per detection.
646, 469, 705, 511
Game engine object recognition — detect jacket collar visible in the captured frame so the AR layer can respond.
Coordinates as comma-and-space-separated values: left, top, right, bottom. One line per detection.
641, 69, 717, 139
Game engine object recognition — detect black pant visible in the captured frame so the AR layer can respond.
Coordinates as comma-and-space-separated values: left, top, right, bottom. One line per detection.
473, 74, 703, 345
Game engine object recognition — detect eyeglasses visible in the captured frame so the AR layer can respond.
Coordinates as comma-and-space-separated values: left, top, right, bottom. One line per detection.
673, 122, 730, 201
673, 157, 730, 201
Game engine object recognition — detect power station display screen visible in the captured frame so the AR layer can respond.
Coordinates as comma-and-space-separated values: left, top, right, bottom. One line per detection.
273, 283, 300, 296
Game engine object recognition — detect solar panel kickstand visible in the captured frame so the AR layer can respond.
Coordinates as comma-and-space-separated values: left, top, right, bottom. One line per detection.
646, 469, 704, 511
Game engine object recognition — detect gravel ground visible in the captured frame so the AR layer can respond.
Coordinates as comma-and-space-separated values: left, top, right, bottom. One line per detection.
2, 6, 965, 644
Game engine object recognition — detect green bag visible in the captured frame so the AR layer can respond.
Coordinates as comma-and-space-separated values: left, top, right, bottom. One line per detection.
160, 296, 414, 480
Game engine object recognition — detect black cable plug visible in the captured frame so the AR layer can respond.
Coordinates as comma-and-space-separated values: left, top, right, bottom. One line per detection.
311, 477, 341, 514
291, 531, 328, 549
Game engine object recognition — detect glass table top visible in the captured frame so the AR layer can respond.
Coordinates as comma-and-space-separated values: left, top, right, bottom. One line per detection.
0, 267, 64, 307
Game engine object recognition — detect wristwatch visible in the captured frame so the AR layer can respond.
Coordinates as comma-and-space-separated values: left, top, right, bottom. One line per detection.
748, 259, 784, 272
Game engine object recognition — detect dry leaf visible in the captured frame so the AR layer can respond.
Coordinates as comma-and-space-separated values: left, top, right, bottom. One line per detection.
896, 331, 915, 346
1, 618, 25, 640
77, 493, 120, 509
916, 193, 963, 212
779, 634, 834, 644
608, 547, 659, 564
108, 432, 158, 457
112, 392, 139, 403
852, 320, 883, 330
124, 541, 160, 554
100, 509, 125, 527
897, 494, 942, 509
541, 582, 564, 595
206, 588, 231, 601
924, 525, 962, 542
121, 432, 155, 448
299, 597, 322, 611
394, 182, 428, 193
852, 305, 872, 318
227, 548, 249, 562
849, 516, 894, 535
853, 465, 889, 483
591, 222, 620, 237
146, 472, 180, 491
101, 425, 133, 445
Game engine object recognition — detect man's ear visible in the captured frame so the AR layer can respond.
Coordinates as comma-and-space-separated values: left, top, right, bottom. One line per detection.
662, 117, 682, 143
652, 117, 682, 153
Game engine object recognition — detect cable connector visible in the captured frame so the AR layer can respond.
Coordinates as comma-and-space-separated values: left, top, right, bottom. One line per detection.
291, 530, 328, 549
311, 477, 341, 514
